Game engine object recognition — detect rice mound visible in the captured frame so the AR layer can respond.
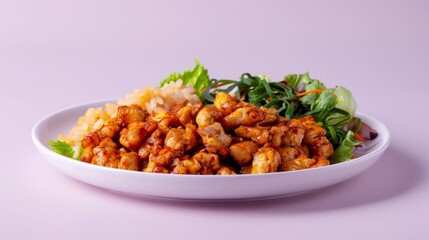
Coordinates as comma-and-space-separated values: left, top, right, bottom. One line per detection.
117, 80, 200, 114
59, 80, 201, 146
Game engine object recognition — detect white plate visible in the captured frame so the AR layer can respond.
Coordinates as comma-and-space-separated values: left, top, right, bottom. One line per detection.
31, 99, 390, 201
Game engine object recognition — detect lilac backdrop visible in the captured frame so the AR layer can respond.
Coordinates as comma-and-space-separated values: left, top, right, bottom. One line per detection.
1, 0, 428, 239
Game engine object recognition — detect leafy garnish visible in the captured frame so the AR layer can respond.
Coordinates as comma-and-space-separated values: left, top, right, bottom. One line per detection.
199, 70, 367, 163
333, 85, 357, 118
48, 140, 81, 160
329, 131, 361, 164
48, 140, 74, 158
284, 72, 313, 90
160, 59, 210, 100
203, 73, 298, 118
283, 73, 359, 147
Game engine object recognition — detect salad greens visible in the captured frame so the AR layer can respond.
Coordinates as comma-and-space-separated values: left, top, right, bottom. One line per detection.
160, 59, 210, 101
165, 61, 364, 163
48, 140, 82, 160
329, 131, 360, 164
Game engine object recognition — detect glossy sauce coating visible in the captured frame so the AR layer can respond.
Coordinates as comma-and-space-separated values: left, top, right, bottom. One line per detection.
79, 93, 333, 174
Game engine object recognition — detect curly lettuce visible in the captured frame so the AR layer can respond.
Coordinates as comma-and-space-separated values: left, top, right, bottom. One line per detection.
160, 59, 210, 100
283, 73, 362, 162
329, 131, 361, 164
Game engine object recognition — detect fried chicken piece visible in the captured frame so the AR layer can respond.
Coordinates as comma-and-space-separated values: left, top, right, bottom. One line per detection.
311, 156, 330, 168
99, 137, 118, 148
283, 119, 305, 147
172, 103, 203, 126
170, 158, 202, 174
164, 124, 198, 155
143, 147, 175, 173
118, 151, 140, 171
277, 146, 308, 162
298, 116, 334, 158
91, 138, 120, 168
148, 111, 181, 134
144, 161, 169, 173
116, 104, 147, 127
251, 147, 281, 174
229, 141, 259, 166
221, 106, 264, 131
217, 166, 237, 175
98, 118, 121, 139
182, 159, 203, 174
268, 119, 305, 148
279, 155, 316, 171
214, 92, 239, 116
236, 100, 254, 108
259, 107, 279, 126
137, 129, 164, 159
170, 160, 188, 174
196, 106, 223, 127
80, 132, 101, 163
276, 117, 289, 124
81, 132, 101, 149
119, 121, 158, 152
234, 126, 270, 145
149, 148, 174, 167
81, 119, 121, 163
269, 124, 288, 148
197, 122, 232, 157
277, 146, 308, 171
80, 147, 94, 163
192, 151, 221, 173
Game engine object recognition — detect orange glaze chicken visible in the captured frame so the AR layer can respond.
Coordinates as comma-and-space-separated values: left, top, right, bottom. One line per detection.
79, 92, 334, 174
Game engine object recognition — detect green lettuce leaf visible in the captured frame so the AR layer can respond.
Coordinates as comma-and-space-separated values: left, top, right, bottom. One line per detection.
48, 140, 82, 159
334, 85, 357, 118
304, 78, 326, 92
160, 60, 210, 100
301, 89, 337, 123
329, 131, 360, 164
311, 90, 337, 111
48, 140, 75, 158
284, 72, 313, 90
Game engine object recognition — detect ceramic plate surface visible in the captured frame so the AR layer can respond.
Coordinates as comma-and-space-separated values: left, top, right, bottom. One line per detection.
32, 99, 390, 201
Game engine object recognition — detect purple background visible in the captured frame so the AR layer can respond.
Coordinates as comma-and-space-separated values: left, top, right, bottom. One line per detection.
1, 0, 428, 239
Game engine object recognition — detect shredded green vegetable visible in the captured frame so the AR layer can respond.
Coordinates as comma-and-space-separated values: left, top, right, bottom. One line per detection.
200, 70, 361, 162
